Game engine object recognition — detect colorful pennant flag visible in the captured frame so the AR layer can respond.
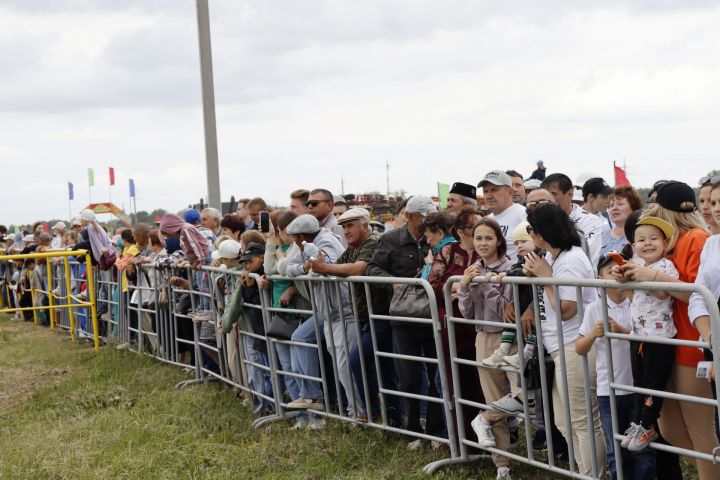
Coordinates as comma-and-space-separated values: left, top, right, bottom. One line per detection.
109, 167, 115, 186
88, 168, 95, 187
68, 181, 74, 200
129, 178, 136, 198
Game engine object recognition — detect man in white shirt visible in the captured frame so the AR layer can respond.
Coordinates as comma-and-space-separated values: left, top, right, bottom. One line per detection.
541, 173, 604, 266
478, 170, 526, 262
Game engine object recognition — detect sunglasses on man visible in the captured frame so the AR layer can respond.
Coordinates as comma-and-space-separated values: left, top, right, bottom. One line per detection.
305, 199, 330, 207
525, 199, 551, 210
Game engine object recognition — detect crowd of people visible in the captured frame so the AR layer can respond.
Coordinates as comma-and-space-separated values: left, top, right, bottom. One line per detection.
2, 170, 720, 480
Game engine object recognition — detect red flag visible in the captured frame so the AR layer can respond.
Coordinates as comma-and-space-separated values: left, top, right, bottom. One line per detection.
109, 167, 115, 186
614, 163, 630, 186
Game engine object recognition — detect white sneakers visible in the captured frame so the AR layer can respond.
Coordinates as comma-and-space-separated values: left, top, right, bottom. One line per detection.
482, 346, 511, 367
620, 422, 639, 448
496, 466, 512, 479
502, 353, 521, 369
471, 414, 496, 448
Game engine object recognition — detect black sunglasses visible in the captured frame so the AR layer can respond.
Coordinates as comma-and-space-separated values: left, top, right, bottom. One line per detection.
526, 199, 551, 209
305, 199, 329, 207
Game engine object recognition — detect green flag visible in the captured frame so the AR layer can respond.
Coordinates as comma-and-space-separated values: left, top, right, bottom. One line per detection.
88, 168, 95, 187
437, 182, 450, 208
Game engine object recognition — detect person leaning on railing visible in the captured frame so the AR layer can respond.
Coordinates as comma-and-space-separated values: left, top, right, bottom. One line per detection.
284, 214, 346, 418
524, 203, 608, 479
308, 207, 395, 424
366, 195, 445, 448
426, 209, 484, 453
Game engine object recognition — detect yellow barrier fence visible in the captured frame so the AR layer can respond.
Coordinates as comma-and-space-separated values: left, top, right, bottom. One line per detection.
0, 249, 100, 351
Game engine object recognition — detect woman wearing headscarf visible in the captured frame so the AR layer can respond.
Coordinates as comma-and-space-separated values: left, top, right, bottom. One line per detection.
159, 213, 211, 268
158, 213, 212, 364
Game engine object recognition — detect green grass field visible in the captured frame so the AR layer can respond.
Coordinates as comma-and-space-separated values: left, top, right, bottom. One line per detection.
0, 315, 697, 479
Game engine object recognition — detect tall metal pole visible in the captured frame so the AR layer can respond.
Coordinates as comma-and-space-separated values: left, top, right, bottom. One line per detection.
386, 159, 390, 198
196, 0, 221, 210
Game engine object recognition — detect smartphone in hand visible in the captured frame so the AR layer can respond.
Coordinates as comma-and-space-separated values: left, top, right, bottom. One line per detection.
608, 251, 626, 266
259, 211, 270, 233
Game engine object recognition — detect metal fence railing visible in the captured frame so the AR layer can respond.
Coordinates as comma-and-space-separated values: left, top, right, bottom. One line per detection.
0, 249, 101, 351
4, 255, 720, 478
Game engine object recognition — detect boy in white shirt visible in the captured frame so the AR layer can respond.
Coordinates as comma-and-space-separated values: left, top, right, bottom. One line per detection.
576, 252, 656, 480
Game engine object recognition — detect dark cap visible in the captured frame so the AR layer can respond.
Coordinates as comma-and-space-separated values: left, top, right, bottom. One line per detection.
655, 181, 697, 213
582, 177, 613, 198
597, 250, 627, 273
239, 242, 265, 261
648, 179, 669, 201
449, 182, 477, 200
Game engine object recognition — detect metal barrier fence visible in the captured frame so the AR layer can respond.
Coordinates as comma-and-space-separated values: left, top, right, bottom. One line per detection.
0, 249, 101, 351
7, 255, 720, 478
439, 275, 720, 480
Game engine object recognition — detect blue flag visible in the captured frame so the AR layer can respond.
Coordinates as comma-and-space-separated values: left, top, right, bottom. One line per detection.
129, 178, 135, 198
68, 181, 74, 200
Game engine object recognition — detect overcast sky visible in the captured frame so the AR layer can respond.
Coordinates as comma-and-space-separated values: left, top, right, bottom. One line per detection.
2, 0, 719, 225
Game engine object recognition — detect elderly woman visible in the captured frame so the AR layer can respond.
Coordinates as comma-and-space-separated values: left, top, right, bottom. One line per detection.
601, 186, 643, 256
620, 181, 719, 479
524, 203, 607, 478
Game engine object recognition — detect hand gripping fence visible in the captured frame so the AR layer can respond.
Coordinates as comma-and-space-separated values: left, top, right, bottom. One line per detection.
21, 259, 720, 478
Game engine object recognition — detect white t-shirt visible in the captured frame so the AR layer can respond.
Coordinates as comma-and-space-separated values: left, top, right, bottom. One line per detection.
689, 236, 720, 326
579, 295, 634, 396
570, 203, 604, 267
540, 246, 597, 353
489, 202, 527, 262
630, 258, 678, 338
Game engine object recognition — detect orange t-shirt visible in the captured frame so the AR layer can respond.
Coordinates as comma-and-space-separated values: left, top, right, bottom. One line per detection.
667, 228, 709, 367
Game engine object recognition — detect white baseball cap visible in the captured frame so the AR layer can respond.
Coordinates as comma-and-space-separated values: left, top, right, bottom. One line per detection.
211, 239, 242, 260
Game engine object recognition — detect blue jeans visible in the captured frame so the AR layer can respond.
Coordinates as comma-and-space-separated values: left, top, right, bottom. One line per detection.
242, 334, 273, 413
275, 342, 300, 402
290, 315, 324, 400
599, 394, 656, 480
349, 320, 403, 424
